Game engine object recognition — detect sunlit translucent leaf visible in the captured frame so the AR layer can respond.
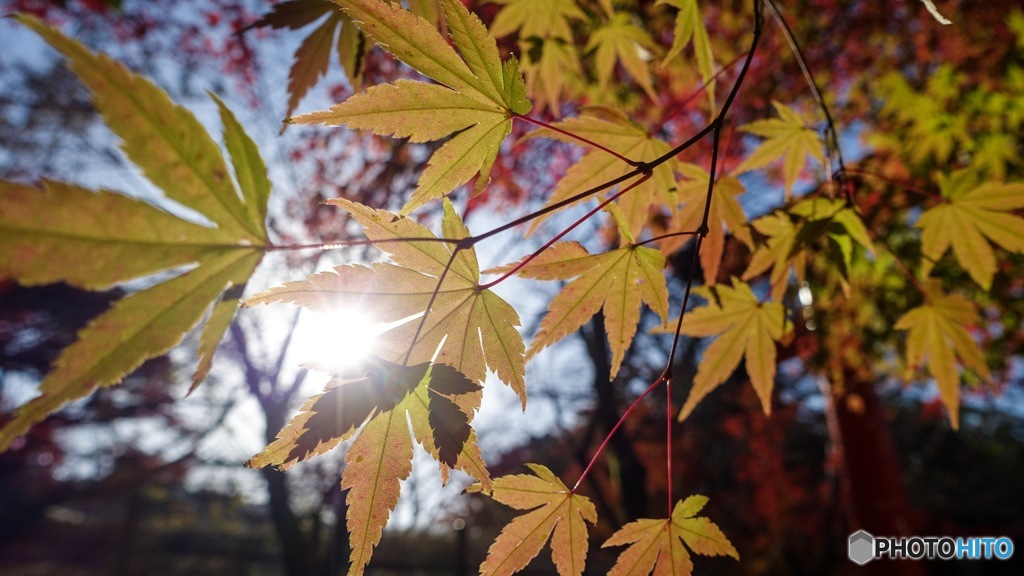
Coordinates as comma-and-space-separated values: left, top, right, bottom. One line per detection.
0, 17, 268, 450
658, 0, 715, 108
471, 463, 597, 576
15, 16, 265, 241
668, 163, 753, 283
523, 111, 677, 237
492, 242, 668, 378
294, 0, 530, 214
917, 170, 1024, 289
657, 279, 792, 420
602, 495, 739, 576
587, 13, 659, 100
895, 287, 991, 429
734, 101, 825, 198
245, 199, 527, 405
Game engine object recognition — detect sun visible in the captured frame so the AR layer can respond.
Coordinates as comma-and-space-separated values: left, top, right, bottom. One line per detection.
295, 307, 388, 372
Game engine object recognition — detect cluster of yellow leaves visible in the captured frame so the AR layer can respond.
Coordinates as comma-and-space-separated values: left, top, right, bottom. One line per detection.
0, 16, 269, 450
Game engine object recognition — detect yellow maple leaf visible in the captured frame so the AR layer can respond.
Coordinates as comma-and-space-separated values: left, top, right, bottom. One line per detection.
917, 170, 1024, 290
587, 12, 660, 100
658, 279, 792, 421
246, 198, 527, 404
471, 463, 597, 576
658, 0, 716, 109
292, 0, 532, 215
734, 101, 825, 198
895, 287, 991, 429
602, 495, 739, 576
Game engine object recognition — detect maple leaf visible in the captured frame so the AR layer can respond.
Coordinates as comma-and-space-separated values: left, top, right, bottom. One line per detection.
0, 16, 268, 450
291, 0, 532, 215
895, 287, 991, 429
917, 170, 1024, 290
656, 279, 792, 421
524, 109, 678, 238
521, 36, 585, 115
248, 0, 367, 122
742, 198, 873, 300
245, 357, 484, 575
658, 0, 716, 108
489, 0, 585, 42
246, 198, 527, 403
587, 12, 659, 100
734, 101, 825, 198
470, 463, 597, 576
487, 241, 669, 378
668, 163, 754, 283
602, 495, 739, 576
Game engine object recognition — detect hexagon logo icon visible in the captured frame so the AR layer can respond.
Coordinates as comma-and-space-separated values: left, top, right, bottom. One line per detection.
848, 530, 875, 565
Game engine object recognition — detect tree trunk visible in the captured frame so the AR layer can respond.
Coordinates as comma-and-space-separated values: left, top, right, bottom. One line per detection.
833, 374, 924, 576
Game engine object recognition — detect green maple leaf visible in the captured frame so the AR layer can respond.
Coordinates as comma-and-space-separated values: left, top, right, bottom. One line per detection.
0, 16, 269, 450
658, 279, 792, 421
602, 495, 739, 576
734, 101, 825, 198
895, 287, 991, 429
488, 240, 669, 378
291, 0, 532, 215
249, 0, 368, 122
523, 110, 678, 238
470, 463, 597, 576
587, 12, 659, 100
917, 170, 1024, 289
658, 0, 716, 109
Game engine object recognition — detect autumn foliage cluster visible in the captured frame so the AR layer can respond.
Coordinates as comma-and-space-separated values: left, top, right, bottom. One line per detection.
1, 0, 1023, 574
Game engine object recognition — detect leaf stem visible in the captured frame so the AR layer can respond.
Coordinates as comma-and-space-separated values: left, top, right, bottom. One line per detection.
513, 113, 642, 168
572, 375, 665, 493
